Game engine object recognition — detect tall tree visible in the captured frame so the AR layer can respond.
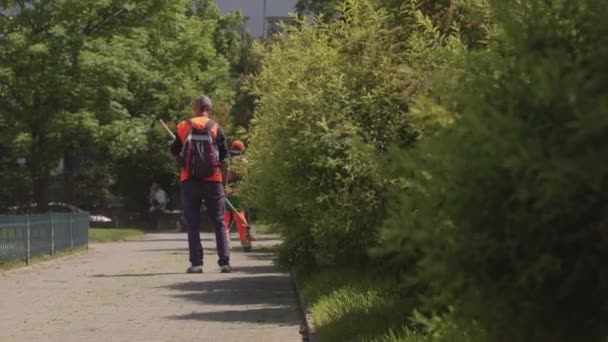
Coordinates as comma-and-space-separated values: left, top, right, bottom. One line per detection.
0, 0, 234, 209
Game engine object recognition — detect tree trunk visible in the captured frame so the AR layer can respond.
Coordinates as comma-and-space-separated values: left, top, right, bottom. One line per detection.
30, 131, 50, 211
33, 175, 49, 212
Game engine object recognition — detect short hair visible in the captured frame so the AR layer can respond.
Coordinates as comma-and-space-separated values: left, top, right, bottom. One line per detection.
193, 95, 213, 114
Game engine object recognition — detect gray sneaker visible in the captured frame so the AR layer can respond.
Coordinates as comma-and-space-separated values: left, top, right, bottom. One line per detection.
220, 264, 232, 273
186, 265, 203, 274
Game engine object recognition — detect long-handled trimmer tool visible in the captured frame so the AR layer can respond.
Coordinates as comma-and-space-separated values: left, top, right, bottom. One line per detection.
159, 120, 176, 139
225, 197, 255, 251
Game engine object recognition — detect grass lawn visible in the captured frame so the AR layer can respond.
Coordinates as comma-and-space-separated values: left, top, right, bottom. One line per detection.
89, 227, 144, 243
298, 267, 414, 342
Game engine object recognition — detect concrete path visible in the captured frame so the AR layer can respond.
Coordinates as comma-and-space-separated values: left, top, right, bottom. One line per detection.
0, 233, 302, 342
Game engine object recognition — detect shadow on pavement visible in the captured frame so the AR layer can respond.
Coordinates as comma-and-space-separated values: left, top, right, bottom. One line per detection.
165, 275, 295, 307
168, 307, 297, 324
165, 274, 300, 325
92, 272, 187, 277
232, 264, 279, 274
135, 246, 273, 256
136, 248, 217, 256
246, 250, 278, 263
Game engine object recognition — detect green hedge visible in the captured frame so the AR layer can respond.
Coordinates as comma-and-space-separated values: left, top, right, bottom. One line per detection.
243, 1, 410, 268
242, 0, 481, 269
381, 0, 608, 340
245, 0, 608, 340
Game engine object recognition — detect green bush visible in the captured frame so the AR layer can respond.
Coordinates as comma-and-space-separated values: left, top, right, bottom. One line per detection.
381, 0, 608, 340
243, 1, 413, 268
246, 0, 608, 339
243, 0, 486, 269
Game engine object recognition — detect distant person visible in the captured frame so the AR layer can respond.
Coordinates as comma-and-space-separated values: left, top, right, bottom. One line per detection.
170, 95, 231, 274
149, 183, 167, 230
224, 140, 253, 251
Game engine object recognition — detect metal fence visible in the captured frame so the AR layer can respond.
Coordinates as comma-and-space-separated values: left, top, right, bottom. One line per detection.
0, 213, 89, 265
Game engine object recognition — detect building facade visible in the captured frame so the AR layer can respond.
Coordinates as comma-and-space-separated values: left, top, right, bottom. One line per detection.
214, 0, 299, 38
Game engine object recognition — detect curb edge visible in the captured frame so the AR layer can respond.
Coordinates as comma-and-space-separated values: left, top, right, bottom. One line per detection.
291, 270, 318, 342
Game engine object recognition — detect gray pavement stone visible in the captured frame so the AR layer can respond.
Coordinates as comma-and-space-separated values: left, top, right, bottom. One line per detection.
0, 233, 302, 342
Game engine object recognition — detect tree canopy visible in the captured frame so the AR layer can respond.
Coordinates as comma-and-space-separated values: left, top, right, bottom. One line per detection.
0, 0, 239, 210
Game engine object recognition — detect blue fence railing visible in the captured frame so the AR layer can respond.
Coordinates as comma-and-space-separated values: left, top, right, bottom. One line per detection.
0, 213, 89, 265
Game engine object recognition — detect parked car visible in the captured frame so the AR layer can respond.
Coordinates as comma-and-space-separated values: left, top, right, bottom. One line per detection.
50, 202, 113, 224
6, 202, 114, 225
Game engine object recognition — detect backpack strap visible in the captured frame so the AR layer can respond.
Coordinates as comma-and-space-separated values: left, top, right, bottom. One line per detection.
204, 119, 218, 139
183, 118, 218, 139
203, 118, 215, 130
184, 119, 196, 136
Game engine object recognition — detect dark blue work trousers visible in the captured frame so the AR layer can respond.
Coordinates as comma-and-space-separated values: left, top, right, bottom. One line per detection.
181, 179, 230, 266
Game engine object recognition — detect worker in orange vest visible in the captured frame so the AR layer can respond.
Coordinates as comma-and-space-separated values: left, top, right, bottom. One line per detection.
170, 95, 231, 274
224, 140, 252, 251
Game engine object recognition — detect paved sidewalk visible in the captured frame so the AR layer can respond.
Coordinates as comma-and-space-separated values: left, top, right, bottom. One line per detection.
0, 233, 302, 342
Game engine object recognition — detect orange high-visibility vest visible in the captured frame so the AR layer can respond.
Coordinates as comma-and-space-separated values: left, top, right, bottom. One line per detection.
177, 116, 222, 183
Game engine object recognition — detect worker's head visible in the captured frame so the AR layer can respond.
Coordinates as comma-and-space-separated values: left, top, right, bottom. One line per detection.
231, 140, 245, 151
192, 95, 213, 116
151, 183, 160, 192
